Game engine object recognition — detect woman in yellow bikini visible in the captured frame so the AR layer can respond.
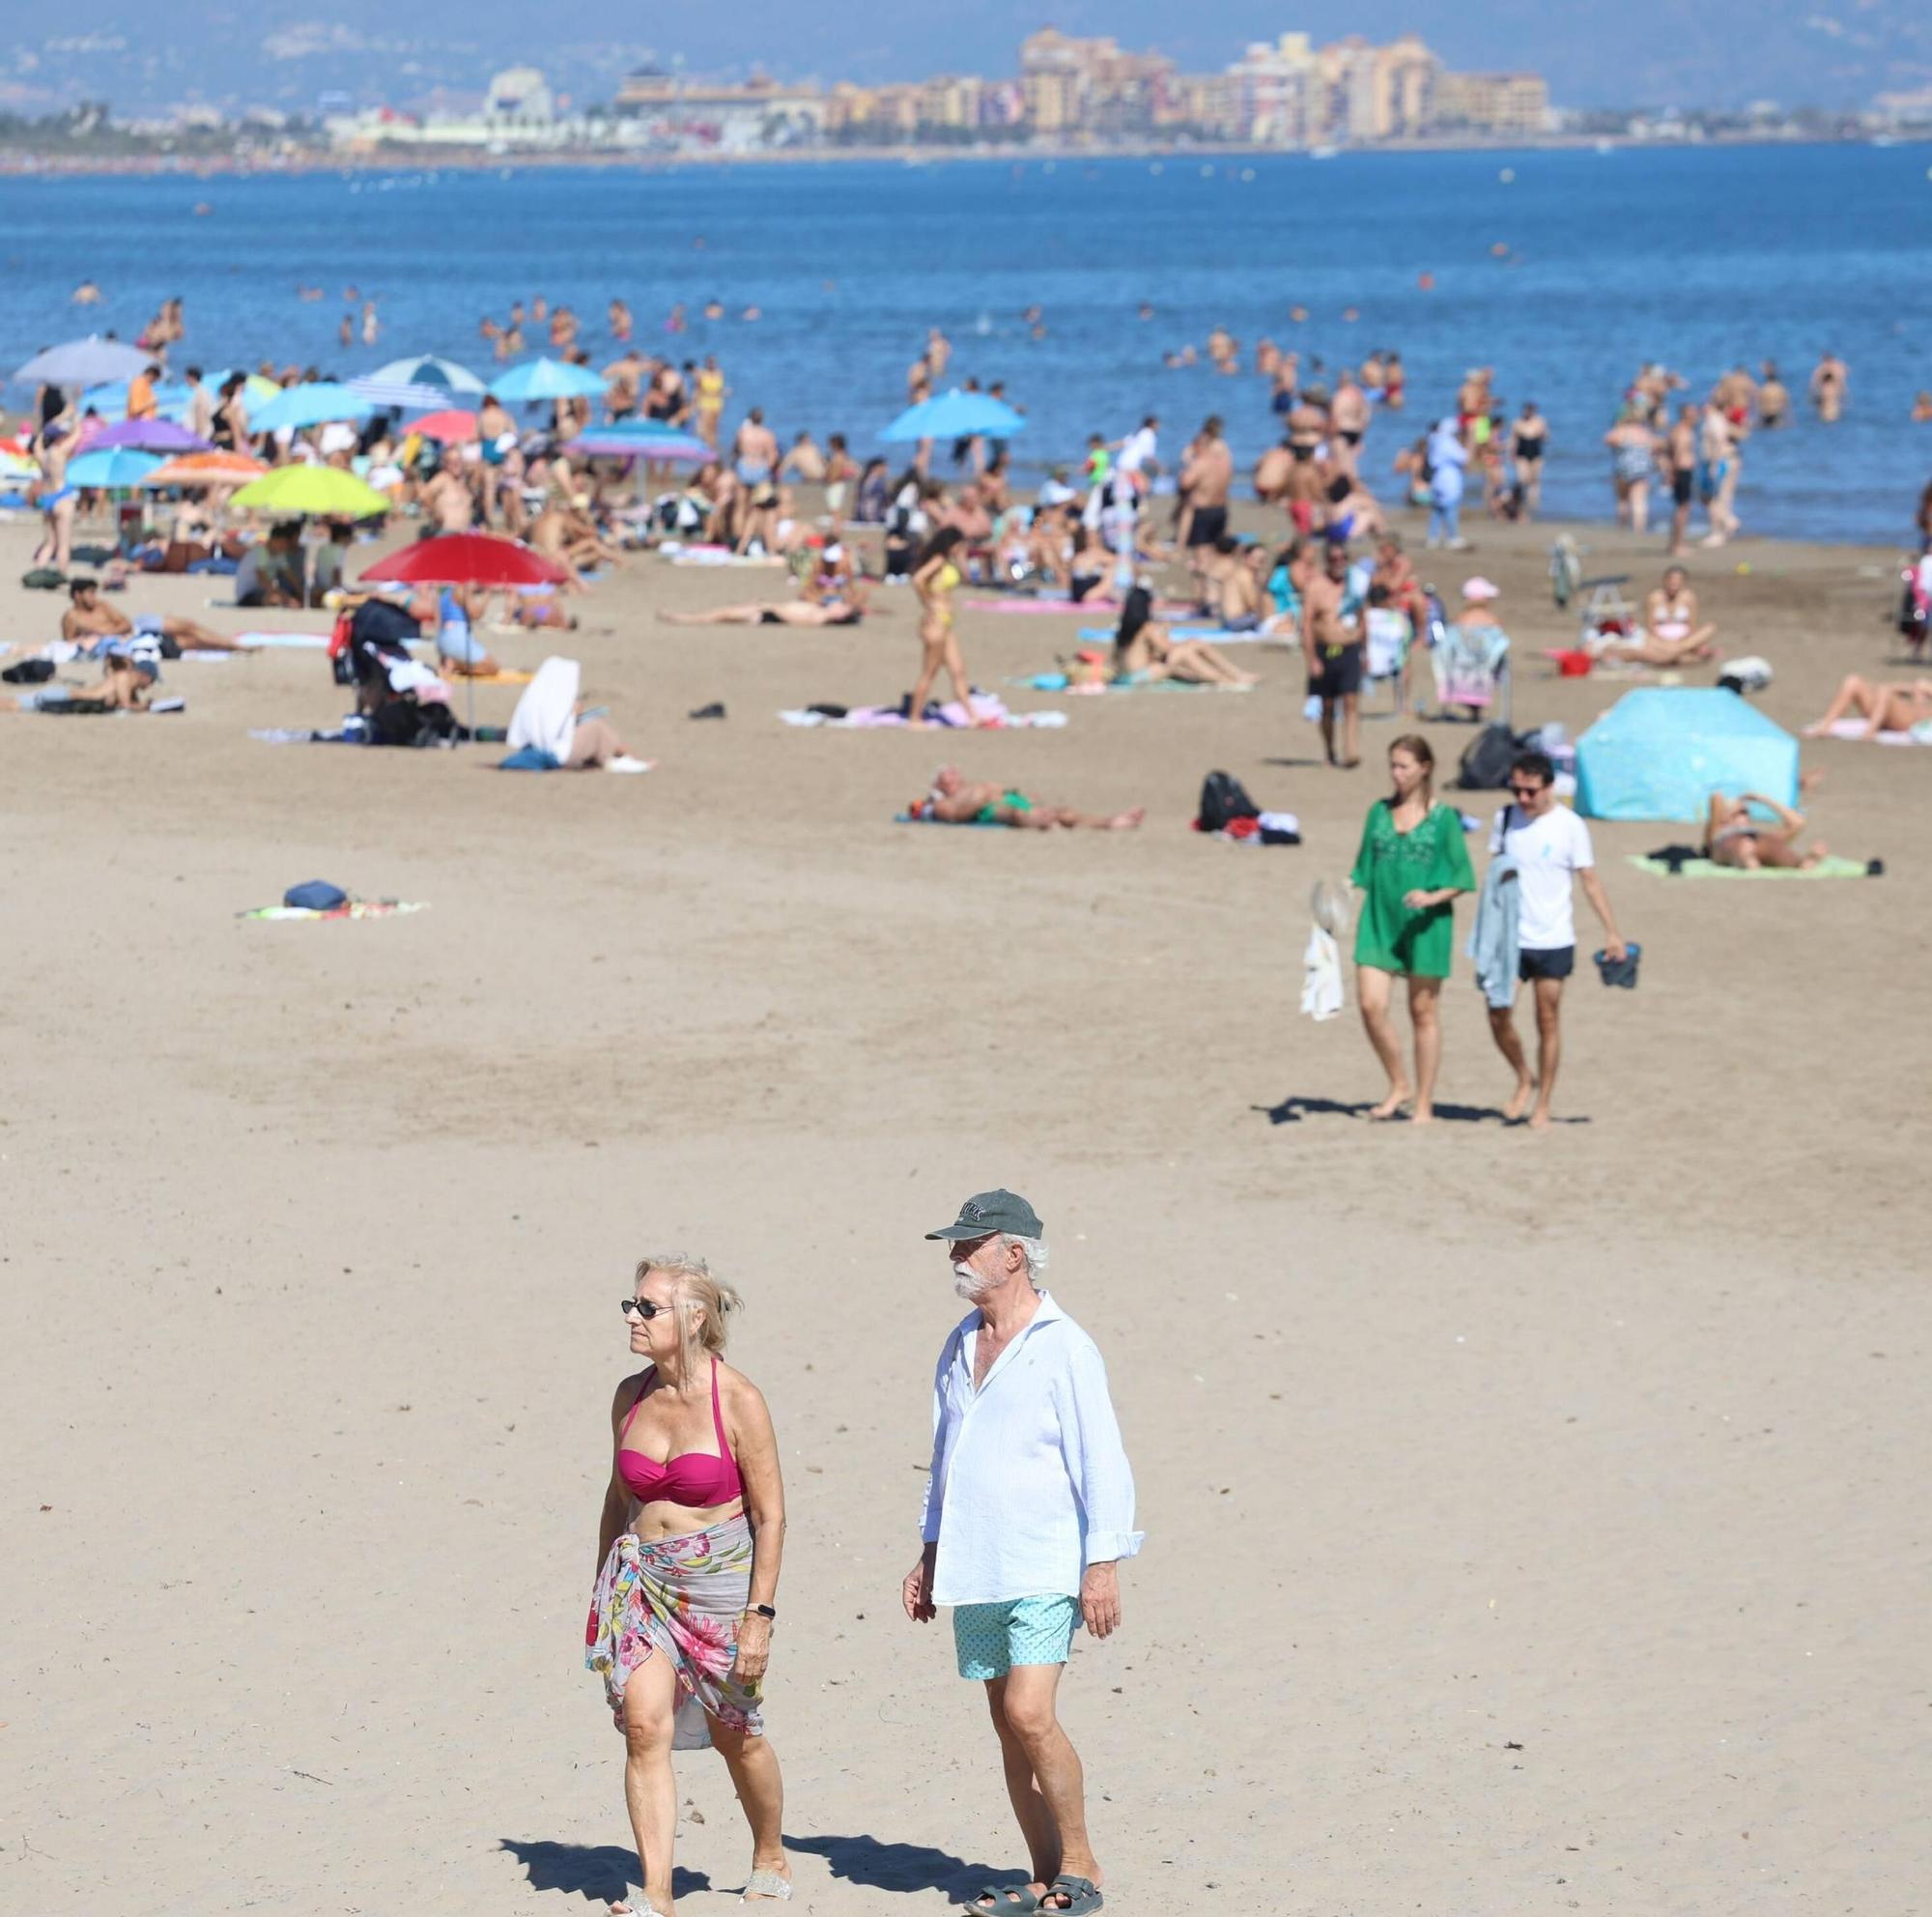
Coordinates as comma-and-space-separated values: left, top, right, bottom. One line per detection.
695, 357, 726, 448
908, 527, 982, 727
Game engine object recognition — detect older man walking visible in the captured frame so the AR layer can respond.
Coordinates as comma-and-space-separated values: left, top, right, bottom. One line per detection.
902, 1190, 1141, 1917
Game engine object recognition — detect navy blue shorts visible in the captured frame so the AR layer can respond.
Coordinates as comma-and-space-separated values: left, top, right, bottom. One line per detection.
1518, 945, 1575, 982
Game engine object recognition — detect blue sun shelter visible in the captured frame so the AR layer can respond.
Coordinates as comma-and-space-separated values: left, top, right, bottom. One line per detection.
1576, 688, 1800, 822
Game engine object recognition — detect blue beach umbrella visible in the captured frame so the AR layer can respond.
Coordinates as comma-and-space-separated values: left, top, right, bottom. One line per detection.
367, 354, 486, 393
66, 447, 164, 489
250, 383, 375, 433
491, 357, 607, 403
12, 336, 153, 387
77, 379, 193, 424
881, 388, 1028, 443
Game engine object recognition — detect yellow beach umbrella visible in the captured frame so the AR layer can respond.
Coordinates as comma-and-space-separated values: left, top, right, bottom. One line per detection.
228, 465, 390, 519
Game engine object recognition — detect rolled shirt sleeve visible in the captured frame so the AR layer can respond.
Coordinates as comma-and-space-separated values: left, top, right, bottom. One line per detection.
1057, 1334, 1144, 1568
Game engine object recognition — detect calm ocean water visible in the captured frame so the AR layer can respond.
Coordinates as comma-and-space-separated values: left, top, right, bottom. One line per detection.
4, 143, 1930, 543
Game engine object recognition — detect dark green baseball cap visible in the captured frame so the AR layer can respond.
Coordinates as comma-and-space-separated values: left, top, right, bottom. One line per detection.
925, 1188, 1043, 1242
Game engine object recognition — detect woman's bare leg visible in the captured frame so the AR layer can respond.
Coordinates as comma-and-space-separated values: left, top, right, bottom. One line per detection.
1357, 966, 1411, 1118
942, 634, 980, 721
906, 628, 946, 726
620, 1654, 680, 1916
1407, 976, 1443, 1123
706, 1719, 790, 1901
658, 606, 759, 626
1803, 674, 1877, 736
1169, 640, 1257, 685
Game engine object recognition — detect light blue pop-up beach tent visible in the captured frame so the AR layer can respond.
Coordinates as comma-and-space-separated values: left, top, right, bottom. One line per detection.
1577, 688, 1799, 821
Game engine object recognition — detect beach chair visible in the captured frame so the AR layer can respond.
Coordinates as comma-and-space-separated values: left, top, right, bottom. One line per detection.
1431, 620, 1512, 724
1577, 574, 1635, 642
1363, 606, 1411, 715
1549, 534, 1584, 608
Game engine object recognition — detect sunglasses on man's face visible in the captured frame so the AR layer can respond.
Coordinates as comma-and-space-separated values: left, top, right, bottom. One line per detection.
620, 1298, 676, 1321
1508, 782, 1547, 797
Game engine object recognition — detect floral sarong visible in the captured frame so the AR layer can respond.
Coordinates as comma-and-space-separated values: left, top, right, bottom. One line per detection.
585, 1515, 763, 1750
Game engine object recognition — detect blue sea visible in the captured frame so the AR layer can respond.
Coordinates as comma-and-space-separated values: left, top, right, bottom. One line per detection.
4, 143, 1930, 543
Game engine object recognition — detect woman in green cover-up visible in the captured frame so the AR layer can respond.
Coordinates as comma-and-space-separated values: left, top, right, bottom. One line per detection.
1349, 733, 1474, 1123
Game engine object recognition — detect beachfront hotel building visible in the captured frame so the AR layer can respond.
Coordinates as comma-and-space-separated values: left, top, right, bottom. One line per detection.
322, 31, 1548, 157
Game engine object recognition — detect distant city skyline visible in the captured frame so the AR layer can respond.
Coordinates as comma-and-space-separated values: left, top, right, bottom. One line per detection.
4, 3, 1929, 118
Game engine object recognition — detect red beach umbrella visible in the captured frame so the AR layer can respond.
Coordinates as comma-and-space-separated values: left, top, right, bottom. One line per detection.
409, 410, 480, 443
358, 532, 568, 588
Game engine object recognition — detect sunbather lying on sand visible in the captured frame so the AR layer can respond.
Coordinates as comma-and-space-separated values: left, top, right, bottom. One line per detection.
658, 600, 863, 628
1802, 674, 1932, 740
62, 578, 256, 653
1703, 789, 1827, 870
1068, 584, 1257, 688
911, 764, 1144, 831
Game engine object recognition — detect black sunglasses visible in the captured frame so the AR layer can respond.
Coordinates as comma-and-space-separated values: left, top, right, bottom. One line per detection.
620, 1298, 677, 1321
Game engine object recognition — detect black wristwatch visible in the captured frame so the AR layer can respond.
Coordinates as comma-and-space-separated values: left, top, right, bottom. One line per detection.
750, 1603, 777, 1620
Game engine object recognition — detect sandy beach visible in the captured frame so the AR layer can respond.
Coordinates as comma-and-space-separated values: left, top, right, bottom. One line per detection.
4, 501, 1927, 1916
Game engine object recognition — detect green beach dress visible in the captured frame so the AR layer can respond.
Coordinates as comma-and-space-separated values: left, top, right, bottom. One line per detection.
1349, 799, 1475, 978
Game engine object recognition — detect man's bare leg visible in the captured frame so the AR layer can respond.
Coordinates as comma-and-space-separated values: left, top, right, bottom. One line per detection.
984, 1677, 1061, 1904
992, 1665, 1102, 1906
1340, 691, 1361, 766
1529, 975, 1565, 1129
1488, 1003, 1535, 1120
162, 616, 259, 653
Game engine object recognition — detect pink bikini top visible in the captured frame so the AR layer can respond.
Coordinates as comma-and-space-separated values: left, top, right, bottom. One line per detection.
618, 1358, 744, 1508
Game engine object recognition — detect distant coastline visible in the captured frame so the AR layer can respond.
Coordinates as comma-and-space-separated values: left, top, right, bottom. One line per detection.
3, 129, 1927, 180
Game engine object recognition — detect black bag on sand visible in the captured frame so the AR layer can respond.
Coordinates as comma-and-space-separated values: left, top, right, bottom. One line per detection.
2, 658, 56, 683
1456, 723, 1518, 790
1198, 770, 1261, 832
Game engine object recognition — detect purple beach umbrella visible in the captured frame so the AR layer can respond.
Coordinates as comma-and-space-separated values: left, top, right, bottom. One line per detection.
85, 417, 214, 455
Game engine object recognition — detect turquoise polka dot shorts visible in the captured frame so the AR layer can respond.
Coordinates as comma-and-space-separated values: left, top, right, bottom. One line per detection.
952, 1594, 1080, 1680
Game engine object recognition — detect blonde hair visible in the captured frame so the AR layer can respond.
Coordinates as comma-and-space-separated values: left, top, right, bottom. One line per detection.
635, 1251, 743, 1382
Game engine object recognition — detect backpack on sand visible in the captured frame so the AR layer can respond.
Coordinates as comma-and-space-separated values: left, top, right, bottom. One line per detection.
1198, 770, 1261, 833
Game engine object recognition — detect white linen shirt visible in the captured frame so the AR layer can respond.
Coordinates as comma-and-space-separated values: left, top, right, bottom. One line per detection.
919, 1291, 1143, 1607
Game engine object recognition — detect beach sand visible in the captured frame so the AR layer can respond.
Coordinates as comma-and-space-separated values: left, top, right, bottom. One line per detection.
3, 503, 1926, 1915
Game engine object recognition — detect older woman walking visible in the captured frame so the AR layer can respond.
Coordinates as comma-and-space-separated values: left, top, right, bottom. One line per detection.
586, 1255, 790, 1915
1349, 734, 1475, 1123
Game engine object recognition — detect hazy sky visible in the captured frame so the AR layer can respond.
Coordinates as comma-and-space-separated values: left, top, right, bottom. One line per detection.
9, 3, 1927, 113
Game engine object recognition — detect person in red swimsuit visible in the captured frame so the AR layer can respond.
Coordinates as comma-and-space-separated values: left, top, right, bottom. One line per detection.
586, 1255, 791, 1915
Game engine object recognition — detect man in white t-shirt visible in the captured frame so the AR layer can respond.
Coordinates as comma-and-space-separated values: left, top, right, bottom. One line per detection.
1486, 750, 1627, 1129
1115, 415, 1158, 479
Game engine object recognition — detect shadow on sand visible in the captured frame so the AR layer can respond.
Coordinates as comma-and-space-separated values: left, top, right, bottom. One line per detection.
501, 1832, 1005, 1904
1258, 1094, 1589, 1127
497, 1839, 711, 1905
782, 1832, 1006, 1898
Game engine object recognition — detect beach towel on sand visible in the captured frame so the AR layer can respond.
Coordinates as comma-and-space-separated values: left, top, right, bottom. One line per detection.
1076, 626, 1271, 645
239, 901, 428, 921
1627, 854, 1877, 880
1825, 718, 1932, 747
